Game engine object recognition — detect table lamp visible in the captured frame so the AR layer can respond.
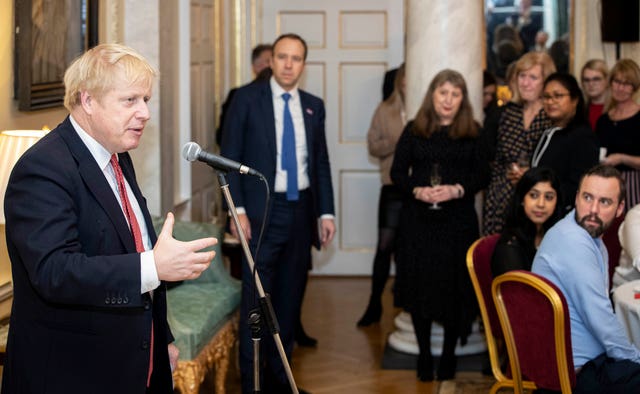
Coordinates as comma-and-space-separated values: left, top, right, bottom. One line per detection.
0, 129, 49, 305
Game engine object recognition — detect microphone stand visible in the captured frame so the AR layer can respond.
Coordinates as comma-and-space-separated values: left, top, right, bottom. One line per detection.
215, 171, 298, 394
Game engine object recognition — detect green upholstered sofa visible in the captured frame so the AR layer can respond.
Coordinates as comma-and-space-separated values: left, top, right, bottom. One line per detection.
152, 217, 241, 394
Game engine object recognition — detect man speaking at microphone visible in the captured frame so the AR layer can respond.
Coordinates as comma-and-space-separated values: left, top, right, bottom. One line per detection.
220, 33, 335, 393
3, 43, 217, 394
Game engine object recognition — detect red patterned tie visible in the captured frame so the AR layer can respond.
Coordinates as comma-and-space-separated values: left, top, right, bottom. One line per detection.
110, 154, 154, 386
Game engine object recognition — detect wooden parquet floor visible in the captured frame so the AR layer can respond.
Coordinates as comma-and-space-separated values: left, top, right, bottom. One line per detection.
224, 277, 498, 393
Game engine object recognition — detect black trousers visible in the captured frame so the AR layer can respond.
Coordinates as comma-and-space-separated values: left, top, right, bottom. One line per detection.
573, 352, 640, 394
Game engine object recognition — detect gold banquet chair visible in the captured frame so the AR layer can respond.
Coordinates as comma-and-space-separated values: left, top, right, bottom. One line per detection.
465, 235, 536, 393
492, 270, 576, 394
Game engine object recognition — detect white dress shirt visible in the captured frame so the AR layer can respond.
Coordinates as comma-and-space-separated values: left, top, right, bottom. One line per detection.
270, 77, 310, 193
70, 115, 160, 294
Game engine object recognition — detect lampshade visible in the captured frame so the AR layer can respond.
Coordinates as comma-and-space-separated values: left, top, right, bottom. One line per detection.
0, 130, 49, 224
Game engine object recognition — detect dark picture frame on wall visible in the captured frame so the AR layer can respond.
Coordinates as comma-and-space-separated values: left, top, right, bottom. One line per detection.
14, 0, 98, 111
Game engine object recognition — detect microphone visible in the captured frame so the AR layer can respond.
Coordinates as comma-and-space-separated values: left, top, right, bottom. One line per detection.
182, 142, 262, 177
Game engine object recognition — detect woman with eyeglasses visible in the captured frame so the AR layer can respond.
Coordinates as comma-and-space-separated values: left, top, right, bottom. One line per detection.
529, 73, 599, 212
509, 73, 599, 210
580, 59, 609, 131
596, 59, 640, 209
483, 51, 556, 235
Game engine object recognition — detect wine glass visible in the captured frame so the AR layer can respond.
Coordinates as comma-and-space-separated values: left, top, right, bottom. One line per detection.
507, 152, 530, 179
516, 152, 530, 172
429, 163, 442, 210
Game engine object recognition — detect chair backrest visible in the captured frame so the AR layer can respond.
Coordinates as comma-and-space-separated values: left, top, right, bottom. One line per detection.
467, 235, 502, 338
492, 270, 576, 394
466, 235, 510, 384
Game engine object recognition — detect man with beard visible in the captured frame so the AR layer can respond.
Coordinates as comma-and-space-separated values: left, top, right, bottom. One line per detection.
532, 164, 640, 392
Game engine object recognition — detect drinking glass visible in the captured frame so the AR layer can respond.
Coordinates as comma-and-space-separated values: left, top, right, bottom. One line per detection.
516, 152, 530, 172
507, 152, 530, 177
429, 164, 442, 210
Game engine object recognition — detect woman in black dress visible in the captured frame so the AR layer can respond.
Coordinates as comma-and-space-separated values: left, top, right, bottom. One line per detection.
596, 59, 640, 209
491, 167, 563, 278
391, 69, 489, 381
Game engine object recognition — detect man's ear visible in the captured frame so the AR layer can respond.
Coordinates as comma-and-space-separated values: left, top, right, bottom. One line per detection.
616, 199, 625, 218
80, 91, 93, 114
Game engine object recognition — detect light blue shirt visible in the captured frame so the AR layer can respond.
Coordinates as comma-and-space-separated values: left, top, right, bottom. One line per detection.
532, 210, 640, 368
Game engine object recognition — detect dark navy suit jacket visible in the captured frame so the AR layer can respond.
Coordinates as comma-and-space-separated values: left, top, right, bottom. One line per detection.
2, 117, 173, 394
220, 80, 335, 249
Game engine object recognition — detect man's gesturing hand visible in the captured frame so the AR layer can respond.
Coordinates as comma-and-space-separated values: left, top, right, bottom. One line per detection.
153, 213, 218, 281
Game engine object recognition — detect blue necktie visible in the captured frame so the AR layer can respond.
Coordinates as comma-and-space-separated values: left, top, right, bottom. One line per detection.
281, 93, 299, 201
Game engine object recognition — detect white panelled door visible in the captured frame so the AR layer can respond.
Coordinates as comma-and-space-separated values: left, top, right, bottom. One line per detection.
262, 1, 405, 274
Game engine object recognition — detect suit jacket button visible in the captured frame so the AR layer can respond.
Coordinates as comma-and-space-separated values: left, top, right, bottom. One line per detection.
144, 301, 150, 310
141, 340, 149, 349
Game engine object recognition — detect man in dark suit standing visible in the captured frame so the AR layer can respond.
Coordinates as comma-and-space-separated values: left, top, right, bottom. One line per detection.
2, 43, 217, 394
221, 33, 336, 393
216, 43, 272, 147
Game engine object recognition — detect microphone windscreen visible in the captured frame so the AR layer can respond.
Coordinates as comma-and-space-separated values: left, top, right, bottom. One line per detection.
182, 142, 201, 162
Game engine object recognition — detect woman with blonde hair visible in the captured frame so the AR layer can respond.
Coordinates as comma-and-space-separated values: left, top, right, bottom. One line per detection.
581, 59, 610, 130
483, 51, 556, 235
596, 58, 640, 209
391, 69, 489, 381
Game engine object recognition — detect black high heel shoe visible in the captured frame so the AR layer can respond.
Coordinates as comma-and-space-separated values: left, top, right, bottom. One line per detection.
356, 302, 382, 327
436, 354, 457, 381
417, 353, 434, 382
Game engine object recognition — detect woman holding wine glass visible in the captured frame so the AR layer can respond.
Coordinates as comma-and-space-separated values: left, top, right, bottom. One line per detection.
390, 69, 489, 382
483, 51, 556, 235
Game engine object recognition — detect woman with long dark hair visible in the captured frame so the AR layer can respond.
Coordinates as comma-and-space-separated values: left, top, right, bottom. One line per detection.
391, 69, 489, 382
491, 167, 563, 277
530, 72, 599, 212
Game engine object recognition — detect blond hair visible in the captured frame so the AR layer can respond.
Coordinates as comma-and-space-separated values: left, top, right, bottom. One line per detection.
63, 43, 158, 111
510, 51, 556, 104
581, 59, 609, 81
607, 58, 640, 111
581, 58, 610, 108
